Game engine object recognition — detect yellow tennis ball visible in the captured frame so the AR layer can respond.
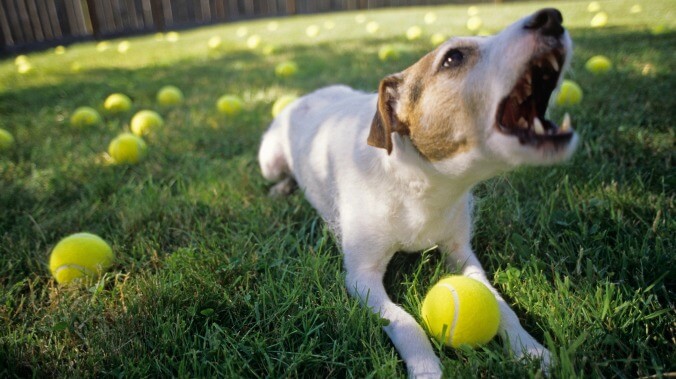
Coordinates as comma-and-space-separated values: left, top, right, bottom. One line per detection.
306, 25, 320, 38
0, 128, 15, 151
108, 133, 147, 164
247, 34, 261, 49
366, 21, 380, 34
156, 85, 184, 106
555, 80, 583, 106
378, 45, 400, 62
207, 36, 222, 50
430, 33, 447, 46
590, 12, 608, 28
49, 233, 114, 284
275, 61, 298, 78
130, 110, 164, 136
406, 26, 422, 41
272, 95, 299, 118
104, 93, 132, 114
70, 106, 102, 128
15, 55, 28, 66
421, 276, 500, 348
585, 55, 612, 75
217, 95, 244, 116
467, 16, 483, 32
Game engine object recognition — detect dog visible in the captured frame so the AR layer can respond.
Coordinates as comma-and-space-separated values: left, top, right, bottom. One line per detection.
258, 8, 577, 377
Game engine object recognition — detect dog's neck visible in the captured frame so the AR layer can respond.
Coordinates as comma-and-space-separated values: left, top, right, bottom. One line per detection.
384, 134, 511, 206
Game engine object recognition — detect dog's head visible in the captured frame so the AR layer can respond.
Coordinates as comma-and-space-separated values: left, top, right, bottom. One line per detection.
368, 8, 578, 175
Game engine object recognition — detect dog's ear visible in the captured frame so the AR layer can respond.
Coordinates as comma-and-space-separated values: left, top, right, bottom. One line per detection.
368, 74, 408, 154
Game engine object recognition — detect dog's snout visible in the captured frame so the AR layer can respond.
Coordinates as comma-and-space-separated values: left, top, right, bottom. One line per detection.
524, 8, 564, 37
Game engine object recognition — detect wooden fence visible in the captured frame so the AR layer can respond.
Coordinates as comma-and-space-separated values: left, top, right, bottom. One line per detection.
0, 0, 496, 54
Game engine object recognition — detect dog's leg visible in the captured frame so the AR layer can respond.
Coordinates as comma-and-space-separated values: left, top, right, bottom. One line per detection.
443, 241, 552, 371
344, 242, 442, 379
441, 198, 551, 370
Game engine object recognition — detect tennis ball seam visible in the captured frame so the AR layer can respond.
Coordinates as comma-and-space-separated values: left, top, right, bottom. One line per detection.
53, 263, 96, 277
438, 283, 461, 346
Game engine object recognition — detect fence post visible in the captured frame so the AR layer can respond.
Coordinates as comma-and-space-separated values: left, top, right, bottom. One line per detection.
286, 0, 296, 15
149, 0, 165, 31
84, 0, 101, 37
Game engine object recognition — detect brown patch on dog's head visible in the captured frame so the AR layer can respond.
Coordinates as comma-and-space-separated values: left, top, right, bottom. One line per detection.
369, 43, 480, 161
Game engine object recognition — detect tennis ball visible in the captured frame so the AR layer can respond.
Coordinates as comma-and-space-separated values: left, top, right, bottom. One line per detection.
108, 133, 147, 164
275, 61, 298, 78
424, 12, 437, 25
236, 27, 248, 38
156, 85, 184, 106
555, 80, 583, 106
117, 40, 130, 53
590, 12, 608, 28
378, 45, 400, 62
585, 55, 612, 75
430, 33, 447, 46
272, 95, 298, 118
104, 93, 132, 114
467, 6, 479, 16
587, 1, 601, 12
15, 55, 28, 66
217, 95, 244, 116
366, 21, 380, 34
54, 45, 66, 55
406, 26, 422, 41
70, 106, 102, 128
630, 4, 642, 14
324, 20, 336, 30
49, 233, 114, 284
247, 34, 261, 49
421, 276, 500, 348
207, 36, 222, 50
306, 25, 320, 38
96, 41, 109, 52
131, 110, 164, 136
166, 31, 179, 42
262, 45, 278, 56
17, 62, 32, 74
467, 16, 483, 32
0, 128, 15, 151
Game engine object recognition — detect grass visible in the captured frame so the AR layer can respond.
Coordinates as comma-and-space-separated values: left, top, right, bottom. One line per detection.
1, 0, 674, 377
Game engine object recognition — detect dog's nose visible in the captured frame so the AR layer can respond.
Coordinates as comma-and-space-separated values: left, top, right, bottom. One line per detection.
524, 8, 564, 37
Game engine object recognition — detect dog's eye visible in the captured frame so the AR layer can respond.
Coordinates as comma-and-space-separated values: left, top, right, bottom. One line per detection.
442, 49, 464, 68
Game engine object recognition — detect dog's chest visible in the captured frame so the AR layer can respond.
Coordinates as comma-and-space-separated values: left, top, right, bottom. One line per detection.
393, 188, 465, 252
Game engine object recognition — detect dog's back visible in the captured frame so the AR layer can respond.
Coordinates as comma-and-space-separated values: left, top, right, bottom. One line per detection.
259, 85, 377, 220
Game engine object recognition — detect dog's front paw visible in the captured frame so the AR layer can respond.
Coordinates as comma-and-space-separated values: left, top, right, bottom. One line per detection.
512, 339, 552, 375
407, 356, 442, 379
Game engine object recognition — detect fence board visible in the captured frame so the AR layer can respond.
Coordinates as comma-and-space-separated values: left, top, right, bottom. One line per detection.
46, 0, 63, 38
36, 0, 55, 40
25, 0, 44, 41
2, 0, 503, 53
0, 1, 13, 46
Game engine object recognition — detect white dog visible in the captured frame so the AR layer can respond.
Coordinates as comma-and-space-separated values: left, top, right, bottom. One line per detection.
259, 8, 577, 377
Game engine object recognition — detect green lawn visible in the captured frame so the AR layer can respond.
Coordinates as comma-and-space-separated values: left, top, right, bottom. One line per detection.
1, 0, 674, 377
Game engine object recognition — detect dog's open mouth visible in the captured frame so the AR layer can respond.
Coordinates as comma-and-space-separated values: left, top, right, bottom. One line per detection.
496, 48, 574, 146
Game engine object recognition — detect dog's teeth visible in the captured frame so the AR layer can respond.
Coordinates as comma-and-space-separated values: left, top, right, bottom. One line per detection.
518, 117, 528, 129
547, 54, 560, 72
533, 118, 545, 135
560, 112, 572, 133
